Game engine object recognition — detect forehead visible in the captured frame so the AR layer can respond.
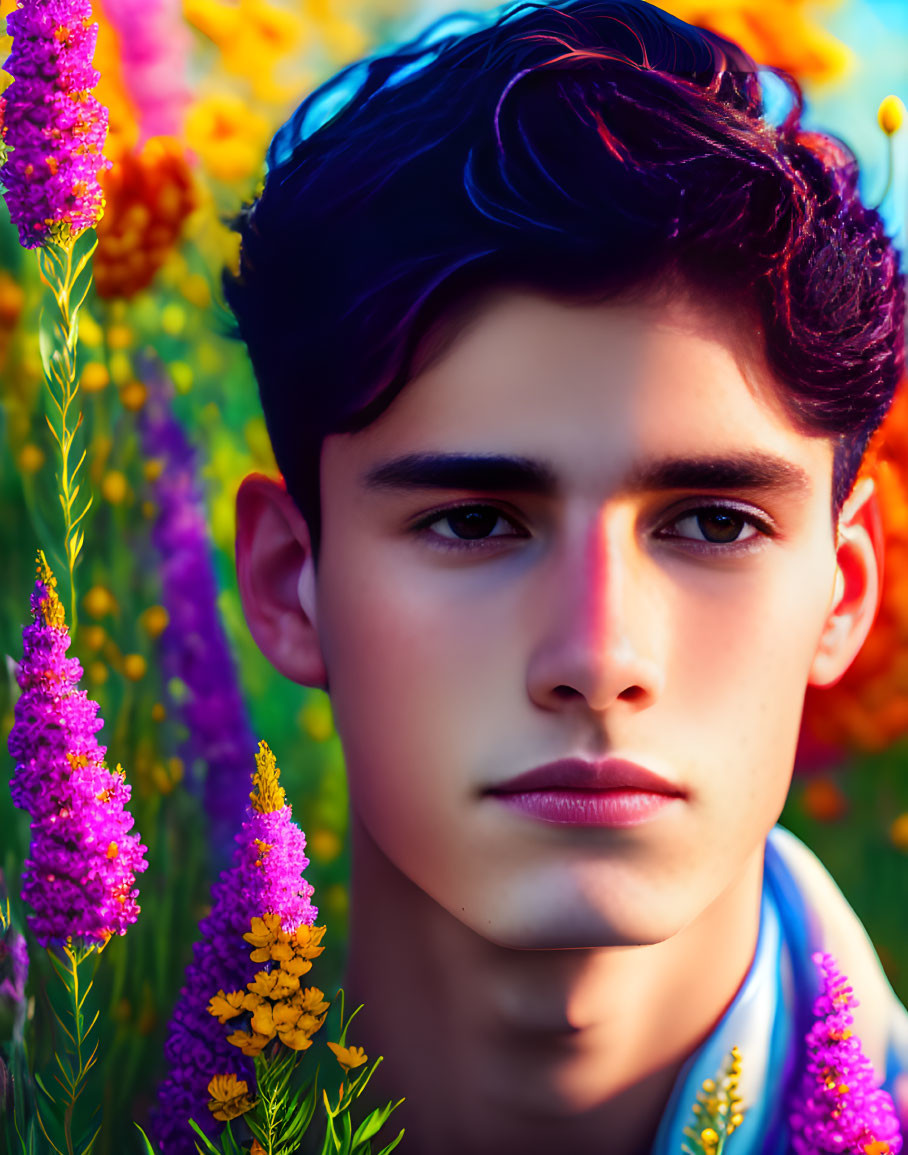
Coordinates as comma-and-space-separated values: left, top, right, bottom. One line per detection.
326, 287, 834, 499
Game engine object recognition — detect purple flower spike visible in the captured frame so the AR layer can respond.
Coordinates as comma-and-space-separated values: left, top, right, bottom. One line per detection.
1, 0, 111, 248
790, 951, 903, 1154
136, 355, 257, 865
7, 554, 148, 948
153, 741, 316, 1153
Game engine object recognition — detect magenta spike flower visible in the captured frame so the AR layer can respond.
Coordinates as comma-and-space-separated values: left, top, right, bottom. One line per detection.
7, 554, 148, 947
789, 952, 903, 1154
153, 742, 316, 1153
1, 0, 110, 248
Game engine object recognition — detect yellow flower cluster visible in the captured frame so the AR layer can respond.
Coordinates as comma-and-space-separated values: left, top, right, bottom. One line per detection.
208, 913, 328, 1056
250, 740, 286, 814
683, 1046, 745, 1154
207, 1073, 257, 1121
36, 551, 66, 630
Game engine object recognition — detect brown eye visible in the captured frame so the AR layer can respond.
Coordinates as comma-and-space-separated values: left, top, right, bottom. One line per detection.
695, 509, 747, 543
668, 506, 761, 546
439, 506, 506, 539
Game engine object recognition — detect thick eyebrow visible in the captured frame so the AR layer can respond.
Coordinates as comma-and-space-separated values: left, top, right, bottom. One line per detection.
362, 453, 557, 495
360, 451, 812, 498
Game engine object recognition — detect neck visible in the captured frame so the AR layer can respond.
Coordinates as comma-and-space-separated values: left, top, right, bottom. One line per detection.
342, 816, 764, 1155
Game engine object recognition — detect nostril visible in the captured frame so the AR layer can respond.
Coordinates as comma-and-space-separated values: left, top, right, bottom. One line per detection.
552, 685, 583, 700
618, 685, 647, 703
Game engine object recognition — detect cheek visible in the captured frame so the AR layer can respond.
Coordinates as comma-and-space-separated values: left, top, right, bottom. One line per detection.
314, 554, 496, 836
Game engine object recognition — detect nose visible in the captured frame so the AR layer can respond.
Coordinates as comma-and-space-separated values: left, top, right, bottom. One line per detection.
525, 510, 665, 715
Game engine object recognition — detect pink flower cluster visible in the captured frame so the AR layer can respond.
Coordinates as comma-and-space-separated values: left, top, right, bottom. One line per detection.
100, 0, 191, 141
790, 952, 903, 1154
7, 563, 147, 947
1, 0, 110, 247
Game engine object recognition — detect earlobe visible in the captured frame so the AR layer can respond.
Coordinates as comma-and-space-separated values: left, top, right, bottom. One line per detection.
808, 476, 884, 689
235, 473, 329, 689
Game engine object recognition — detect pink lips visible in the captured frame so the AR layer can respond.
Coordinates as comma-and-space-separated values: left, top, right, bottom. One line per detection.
485, 758, 686, 828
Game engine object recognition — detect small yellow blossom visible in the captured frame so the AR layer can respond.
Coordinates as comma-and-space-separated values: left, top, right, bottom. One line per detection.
292, 923, 327, 959
151, 702, 166, 723
107, 323, 133, 350
123, 654, 148, 681
281, 955, 314, 978
890, 812, 908, 851
185, 93, 270, 184
119, 381, 148, 412
141, 605, 169, 639
327, 1042, 368, 1073
250, 1001, 277, 1038
208, 989, 248, 1023
83, 585, 117, 619
297, 987, 330, 1015
878, 95, 906, 137
81, 625, 106, 652
247, 969, 299, 1000
308, 828, 342, 862
80, 361, 110, 393
226, 1029, 271, 1057
18, 444, 45, 473
101, 470, 129, 504
207, 1073, 256, 1121
243, 912, 282, 948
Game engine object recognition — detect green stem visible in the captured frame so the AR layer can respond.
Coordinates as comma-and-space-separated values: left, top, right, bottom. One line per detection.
36, 233, 98, 636
48, 941, 102, 1155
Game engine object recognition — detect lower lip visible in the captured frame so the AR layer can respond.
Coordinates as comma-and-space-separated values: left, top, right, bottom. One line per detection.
490, 788, 682, 827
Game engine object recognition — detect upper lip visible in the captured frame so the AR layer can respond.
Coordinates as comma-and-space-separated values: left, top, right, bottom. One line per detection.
486, 758, 686, 797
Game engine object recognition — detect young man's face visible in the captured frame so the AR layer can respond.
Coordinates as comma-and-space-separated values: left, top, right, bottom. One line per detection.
263, 287, 876, 949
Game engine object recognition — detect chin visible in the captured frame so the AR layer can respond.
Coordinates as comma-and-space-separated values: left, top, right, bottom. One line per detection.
458, 888, 689, 950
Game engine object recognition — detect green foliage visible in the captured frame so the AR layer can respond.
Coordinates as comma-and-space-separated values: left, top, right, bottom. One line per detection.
34, 944, 104, 1155
35, 230, 99, 633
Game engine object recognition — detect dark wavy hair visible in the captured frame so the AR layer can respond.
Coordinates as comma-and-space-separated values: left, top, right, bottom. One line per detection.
225, 0, 905, 555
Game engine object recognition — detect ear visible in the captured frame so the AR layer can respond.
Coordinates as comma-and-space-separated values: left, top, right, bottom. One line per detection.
235, 473, 328, 689
808, 475, 884, 688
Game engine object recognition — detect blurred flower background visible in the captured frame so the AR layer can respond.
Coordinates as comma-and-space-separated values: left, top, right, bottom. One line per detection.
0, 0, 907, 1146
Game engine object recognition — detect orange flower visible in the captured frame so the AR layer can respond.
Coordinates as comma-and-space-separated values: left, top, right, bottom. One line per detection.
327, 1041, 368, 1073
658, 0, 849, 82
207, 1073, 256, 1121
802, 378, 908, 752
95, 137, 196, 299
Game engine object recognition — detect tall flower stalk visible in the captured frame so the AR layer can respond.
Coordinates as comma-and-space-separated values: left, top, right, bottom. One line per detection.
197, 744, 404, 1155
137, 355, 258, 863
7, 553, 148, 1154
1, 0, 111, 630
153, 741, 316, 1154
789, 952, 903, 1154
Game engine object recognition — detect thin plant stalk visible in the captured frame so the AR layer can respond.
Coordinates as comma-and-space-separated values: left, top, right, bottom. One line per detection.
35, 232, 98, 635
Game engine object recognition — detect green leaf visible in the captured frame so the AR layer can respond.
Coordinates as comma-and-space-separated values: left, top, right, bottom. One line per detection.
187, 1119, 226, 1155
374, 1128, 406, 1155
134, 1124, 160, 1154
351, 1100, 401, 1148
